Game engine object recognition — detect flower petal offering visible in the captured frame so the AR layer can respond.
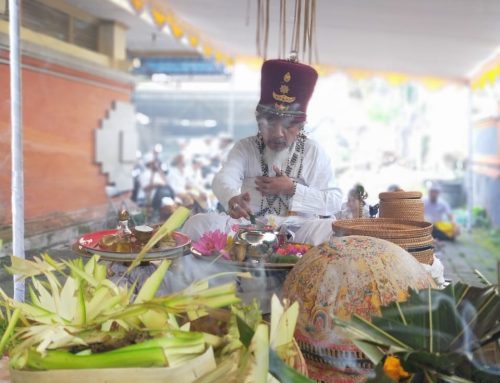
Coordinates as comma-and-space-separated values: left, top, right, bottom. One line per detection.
192, 228, 311, 267
269, 242, 312, 264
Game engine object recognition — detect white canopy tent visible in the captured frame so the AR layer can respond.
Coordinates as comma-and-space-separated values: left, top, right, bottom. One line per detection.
164, 0, 500, 80
61, 0, 500, 80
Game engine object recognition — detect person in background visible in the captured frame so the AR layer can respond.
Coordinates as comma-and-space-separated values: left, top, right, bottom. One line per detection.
168, 154, 189, 195
137, 152, 164, 203
217, 133, 235, 162
423, 183, 459, 240
130, 150, 144, 203
387, 184, 403, 192
137, 152, 175, 221
335, 184, 370, 219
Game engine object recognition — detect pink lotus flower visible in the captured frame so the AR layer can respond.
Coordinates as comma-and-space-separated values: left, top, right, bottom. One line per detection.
192, 230, 231, 259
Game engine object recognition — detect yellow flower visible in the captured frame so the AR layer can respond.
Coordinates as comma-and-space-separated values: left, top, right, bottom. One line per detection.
383, 355, 410, 381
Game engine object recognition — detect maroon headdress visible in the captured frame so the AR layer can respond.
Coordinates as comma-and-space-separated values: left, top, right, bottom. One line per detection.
256, 58, 318, 123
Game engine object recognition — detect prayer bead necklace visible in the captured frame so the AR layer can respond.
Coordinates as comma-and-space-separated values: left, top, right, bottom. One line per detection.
254, 132, 306, 217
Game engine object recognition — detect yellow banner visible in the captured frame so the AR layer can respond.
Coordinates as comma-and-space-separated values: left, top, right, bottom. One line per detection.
129, 0, 145, 13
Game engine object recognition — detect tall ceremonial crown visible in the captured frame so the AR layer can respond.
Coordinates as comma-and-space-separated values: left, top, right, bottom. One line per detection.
256, 54, 318, 123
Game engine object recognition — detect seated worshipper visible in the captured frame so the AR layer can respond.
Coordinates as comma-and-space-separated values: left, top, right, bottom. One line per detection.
182, 58, 343, 246
335, 184, 370, 220
387, 184, 403, 192
137, 152, 174, 214
424, 183, 460, 240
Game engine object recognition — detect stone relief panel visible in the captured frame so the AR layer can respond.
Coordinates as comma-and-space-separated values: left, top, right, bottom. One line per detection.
95, 101, 138, 193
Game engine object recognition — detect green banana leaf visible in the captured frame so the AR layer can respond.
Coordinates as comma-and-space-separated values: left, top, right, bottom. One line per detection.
269, 348, 314, 383
235, 314, 315, 382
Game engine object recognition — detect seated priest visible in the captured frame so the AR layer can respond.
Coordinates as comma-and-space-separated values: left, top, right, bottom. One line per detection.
182, 57, 343, 245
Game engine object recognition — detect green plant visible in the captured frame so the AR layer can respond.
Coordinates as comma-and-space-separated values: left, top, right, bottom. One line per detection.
0, 254, 240, 369
334, 282, 500, 382
472, 207, 491, 229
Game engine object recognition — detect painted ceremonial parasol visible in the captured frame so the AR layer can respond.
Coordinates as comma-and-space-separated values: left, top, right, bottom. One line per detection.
282, 235, 435, 383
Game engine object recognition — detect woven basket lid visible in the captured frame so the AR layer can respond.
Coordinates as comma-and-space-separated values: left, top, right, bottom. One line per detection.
379, 191, 423, 200
282, 236, 435, 383
332, 218, 432, 239
379, 199, 424, 207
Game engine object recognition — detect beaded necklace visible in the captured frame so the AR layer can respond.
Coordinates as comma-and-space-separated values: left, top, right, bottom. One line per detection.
254, 132, 306, 217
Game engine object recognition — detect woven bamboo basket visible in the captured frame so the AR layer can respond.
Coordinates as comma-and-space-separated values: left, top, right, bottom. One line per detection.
10, 347, 216, 383
379, 199, 424, 221
331, 219, 435, 265
379, 191, 422, 201
391, 235, 434, 249
332, 219, 433, 239
408, 248, 434, 265
292, 338, 309, 377
379, 199, 424, 209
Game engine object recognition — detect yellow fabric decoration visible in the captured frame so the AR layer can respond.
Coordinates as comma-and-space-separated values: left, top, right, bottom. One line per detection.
130, 0, 145, 12
151, 8, 167, 28
170, 22, 184, 38
434, 221, 455, 239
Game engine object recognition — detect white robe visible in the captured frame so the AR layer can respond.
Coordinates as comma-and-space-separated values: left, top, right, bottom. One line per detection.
182, 136, 343, 245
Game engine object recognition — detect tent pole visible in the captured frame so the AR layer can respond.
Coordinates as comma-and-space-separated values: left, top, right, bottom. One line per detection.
9, 0, 25, 302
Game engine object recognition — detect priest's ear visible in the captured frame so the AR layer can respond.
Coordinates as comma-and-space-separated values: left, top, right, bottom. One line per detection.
294, 121, 305, 131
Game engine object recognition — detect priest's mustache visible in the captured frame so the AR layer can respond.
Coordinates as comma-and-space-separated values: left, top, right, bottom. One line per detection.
268, 139, 287, 146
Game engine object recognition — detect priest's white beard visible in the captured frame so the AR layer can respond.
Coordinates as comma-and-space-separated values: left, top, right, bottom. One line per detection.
263, 143, 294, 176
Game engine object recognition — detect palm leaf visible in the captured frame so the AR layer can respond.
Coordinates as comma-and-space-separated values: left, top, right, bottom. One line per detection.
334, 283, 500, 382
127, 206, 191, 272
269, 348, 315, 383
334, 314, 411, 350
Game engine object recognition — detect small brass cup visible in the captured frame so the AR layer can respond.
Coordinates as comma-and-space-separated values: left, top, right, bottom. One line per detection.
133, 225, 154, 244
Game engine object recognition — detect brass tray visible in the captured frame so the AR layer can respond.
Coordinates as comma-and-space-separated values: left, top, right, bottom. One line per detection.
73, 229, 190, 263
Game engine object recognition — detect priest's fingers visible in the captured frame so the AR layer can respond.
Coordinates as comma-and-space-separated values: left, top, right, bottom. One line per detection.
272, 165, 283, 176
230, 202, 250, 219
229, 205, 246, 219
235, 205, 250, 219
255, 179, 271, 189
255, 176, 272, 183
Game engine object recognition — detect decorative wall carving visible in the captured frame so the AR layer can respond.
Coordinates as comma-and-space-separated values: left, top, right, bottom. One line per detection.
95, 101, 138, 192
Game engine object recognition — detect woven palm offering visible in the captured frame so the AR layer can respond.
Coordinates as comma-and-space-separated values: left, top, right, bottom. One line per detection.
379, 191, 424, 221
282, 236, 435, 383
332, 218, 435, 265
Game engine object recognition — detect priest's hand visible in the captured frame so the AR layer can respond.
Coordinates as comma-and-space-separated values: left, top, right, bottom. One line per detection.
255, 165, 295, 196
228, 192, 252, 219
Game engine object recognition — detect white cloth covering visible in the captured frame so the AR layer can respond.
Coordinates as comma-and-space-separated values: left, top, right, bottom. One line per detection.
422, 254, 446, 287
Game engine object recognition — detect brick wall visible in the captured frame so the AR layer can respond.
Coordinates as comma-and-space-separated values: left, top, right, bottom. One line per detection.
0, 50, 131, 224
